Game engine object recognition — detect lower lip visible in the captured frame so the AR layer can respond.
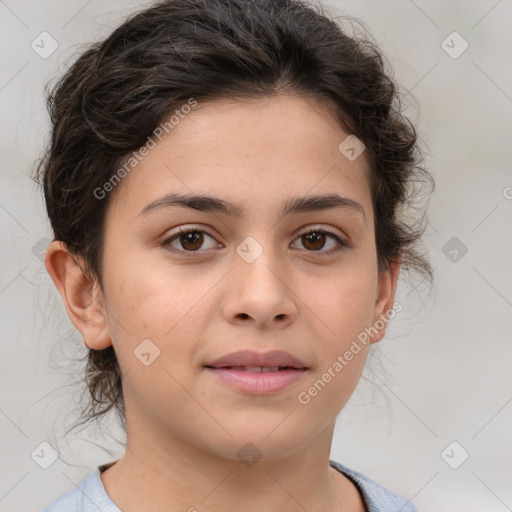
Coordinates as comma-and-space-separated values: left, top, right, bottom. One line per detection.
205, 368, 308, 394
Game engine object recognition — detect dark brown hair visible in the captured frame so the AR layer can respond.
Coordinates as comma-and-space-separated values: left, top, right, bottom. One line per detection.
33, 0, 434, 433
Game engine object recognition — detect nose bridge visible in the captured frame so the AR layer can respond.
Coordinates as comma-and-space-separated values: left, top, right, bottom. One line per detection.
235, 233, 285, 294
224, 233, 297, 325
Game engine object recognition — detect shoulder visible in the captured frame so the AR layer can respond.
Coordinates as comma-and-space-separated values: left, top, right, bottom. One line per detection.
330, 459, 419, 512
42, 467, 121, 512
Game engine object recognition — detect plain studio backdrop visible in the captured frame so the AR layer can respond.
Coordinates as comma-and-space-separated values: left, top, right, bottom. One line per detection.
1, 1, 511, 510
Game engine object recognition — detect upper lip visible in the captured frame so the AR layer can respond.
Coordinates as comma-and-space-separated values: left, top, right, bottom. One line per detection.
205, 350, 308, 369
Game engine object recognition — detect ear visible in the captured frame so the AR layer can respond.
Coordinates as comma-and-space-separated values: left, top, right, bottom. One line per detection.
369, 261, 401, 344
45, 240, 112, 350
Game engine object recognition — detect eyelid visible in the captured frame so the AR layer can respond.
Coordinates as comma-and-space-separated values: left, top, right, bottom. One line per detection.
295, 224, 347, 241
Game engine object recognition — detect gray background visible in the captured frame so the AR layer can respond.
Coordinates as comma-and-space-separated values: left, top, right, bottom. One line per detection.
1, 0, 511, 510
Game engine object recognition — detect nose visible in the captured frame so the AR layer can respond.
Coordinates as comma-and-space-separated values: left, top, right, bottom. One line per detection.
221, 238, 298, 329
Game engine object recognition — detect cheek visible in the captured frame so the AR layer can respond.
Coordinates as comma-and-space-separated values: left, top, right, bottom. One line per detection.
101, 255, 212, 416
103, 252, 216, 366
295, 274, 375, 414
310, 264, 377, 342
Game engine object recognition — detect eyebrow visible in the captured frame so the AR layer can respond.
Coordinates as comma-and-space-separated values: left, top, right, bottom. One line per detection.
137, 192, 366, 223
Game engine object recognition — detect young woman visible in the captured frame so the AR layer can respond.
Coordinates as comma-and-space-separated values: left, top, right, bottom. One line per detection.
37, 0, 433, 510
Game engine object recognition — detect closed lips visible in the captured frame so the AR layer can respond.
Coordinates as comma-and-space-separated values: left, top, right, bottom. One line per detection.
204, 350, 309, 394
206, 366, 305, 372
204, 349, 308, 370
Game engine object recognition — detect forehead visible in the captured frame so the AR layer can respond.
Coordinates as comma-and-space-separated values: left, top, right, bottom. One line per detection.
107, 94, 372, 222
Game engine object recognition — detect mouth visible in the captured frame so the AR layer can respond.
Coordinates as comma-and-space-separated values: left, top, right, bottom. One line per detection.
205, 349, 308, 370
204, 350, 308, 394
205, 365, 304, 372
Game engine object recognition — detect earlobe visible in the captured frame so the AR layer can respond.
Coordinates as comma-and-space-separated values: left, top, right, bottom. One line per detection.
45, 240, 112, 350
369, 261, 401, 344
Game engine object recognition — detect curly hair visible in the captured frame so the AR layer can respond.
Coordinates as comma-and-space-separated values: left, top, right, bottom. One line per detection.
33, 0, 434, 433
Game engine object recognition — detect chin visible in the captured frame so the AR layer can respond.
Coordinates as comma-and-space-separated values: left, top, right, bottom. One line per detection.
198, 425, 308, 464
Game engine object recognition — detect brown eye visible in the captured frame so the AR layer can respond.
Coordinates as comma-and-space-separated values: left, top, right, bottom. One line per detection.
161, 228, 218, 256
301, 231, 327, 251
292, 228, 348, 254
178, 231, 204, 251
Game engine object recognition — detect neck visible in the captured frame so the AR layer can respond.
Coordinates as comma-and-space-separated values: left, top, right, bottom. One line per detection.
100, 416, 365, 512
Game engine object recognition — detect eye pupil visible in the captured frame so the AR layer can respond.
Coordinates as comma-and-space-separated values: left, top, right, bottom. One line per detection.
181, 231, 203, 250
303, 232, 325, 251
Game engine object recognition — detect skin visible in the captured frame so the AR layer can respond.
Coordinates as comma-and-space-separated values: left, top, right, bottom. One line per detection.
46, 93, 400, 512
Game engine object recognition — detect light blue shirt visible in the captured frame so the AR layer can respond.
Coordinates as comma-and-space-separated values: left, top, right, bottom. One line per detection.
42, 459, 419, 511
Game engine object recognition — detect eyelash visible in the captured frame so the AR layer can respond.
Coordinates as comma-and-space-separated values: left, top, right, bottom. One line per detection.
160, 225, 349, 258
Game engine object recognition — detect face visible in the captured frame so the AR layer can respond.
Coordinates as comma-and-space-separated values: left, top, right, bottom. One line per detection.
81, 94, 398, 461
